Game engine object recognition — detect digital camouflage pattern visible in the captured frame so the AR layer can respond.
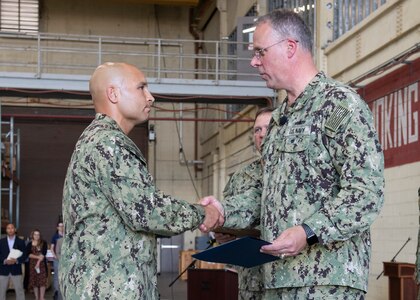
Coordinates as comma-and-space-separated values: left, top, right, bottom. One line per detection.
262, 285, 365, 300
223, 72, 384, 293
222, 160, 264, 300
60, 114, 205, 300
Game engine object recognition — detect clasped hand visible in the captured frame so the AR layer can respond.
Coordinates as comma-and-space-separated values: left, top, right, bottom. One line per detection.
198, 195, 224, 233
4, 258, 17, 265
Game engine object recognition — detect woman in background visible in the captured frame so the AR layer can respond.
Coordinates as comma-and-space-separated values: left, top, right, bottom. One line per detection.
26, 230, 48, 300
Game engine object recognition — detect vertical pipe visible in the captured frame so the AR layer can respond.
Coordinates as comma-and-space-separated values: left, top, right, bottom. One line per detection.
179, 102, 183, 154
179, 44, 183, 79
312, 0, 316, 59
189, 7, 200, 176
215, 41, 219, 83
37, 33, 41, 78
157, 39, 161, 81
98, 36, 102, 66
206, 57, 209, 80
9, 117, 14, 225
15, 129, 20, 229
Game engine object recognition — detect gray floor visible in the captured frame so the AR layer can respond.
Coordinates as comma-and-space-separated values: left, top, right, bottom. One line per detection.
6, 288, 54, 300
158, 272, 188, 300
5, 272, 187, 300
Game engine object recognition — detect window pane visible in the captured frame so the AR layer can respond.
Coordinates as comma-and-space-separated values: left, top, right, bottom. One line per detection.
1, 0, 38, 33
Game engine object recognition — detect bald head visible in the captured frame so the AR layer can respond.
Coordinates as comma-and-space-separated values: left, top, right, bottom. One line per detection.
89, 62, 155, 134
90, 62, 131, 111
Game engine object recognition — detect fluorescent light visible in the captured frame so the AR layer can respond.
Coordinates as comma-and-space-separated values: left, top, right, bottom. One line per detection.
161, 245, 179, 249
242, 26, 256, 34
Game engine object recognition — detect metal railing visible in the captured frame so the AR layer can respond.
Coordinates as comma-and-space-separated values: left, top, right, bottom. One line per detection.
0, 32, 260, 82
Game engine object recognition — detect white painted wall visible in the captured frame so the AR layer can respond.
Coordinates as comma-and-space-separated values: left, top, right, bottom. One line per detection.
368, 162, 420, 299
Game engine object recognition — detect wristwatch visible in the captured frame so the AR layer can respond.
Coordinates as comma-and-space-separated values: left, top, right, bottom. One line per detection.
302, 223, 319, 246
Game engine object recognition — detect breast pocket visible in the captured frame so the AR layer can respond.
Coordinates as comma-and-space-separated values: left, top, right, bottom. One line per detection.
282, 134, 310, 152
270, 132, 310, 187
281, 129, 335, 185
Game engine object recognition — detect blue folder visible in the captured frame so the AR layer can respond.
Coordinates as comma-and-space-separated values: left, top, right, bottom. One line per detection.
192, 236, 279, 268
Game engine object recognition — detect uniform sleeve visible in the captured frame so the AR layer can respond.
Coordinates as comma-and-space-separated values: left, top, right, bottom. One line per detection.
94, 140, 205, 237
304, 96, 384, 244
221, 167, 262, 229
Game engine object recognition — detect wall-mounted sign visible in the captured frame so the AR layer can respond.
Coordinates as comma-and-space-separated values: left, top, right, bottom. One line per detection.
361, 57, 420, 168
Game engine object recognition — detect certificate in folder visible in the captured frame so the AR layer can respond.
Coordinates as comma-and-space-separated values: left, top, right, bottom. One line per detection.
192, 236, 279, 268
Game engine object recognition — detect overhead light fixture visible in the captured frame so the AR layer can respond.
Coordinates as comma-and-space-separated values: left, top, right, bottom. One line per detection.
242, 26, 256, 34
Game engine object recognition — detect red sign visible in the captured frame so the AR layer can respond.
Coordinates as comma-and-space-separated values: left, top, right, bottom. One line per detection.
360, 57, 420, 168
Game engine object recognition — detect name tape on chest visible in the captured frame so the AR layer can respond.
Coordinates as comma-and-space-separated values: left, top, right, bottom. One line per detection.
284, 125, 310, 136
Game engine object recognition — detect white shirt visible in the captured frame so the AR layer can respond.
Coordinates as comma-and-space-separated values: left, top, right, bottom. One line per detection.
7, 235, 15, 251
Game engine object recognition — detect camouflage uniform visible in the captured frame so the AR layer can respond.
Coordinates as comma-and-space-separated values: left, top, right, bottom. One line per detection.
263, 285, 365, 300
222, 160, 264, 300
60, 114, 205, 300
223, 72, 384, 296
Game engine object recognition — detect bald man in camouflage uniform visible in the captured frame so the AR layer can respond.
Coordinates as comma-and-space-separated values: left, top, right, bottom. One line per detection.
217, 107, 273, 300
205, 10, 384, 299
60, 62, 222, 300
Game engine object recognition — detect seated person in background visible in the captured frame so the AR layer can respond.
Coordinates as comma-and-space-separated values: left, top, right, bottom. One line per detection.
0, 223, 26, 300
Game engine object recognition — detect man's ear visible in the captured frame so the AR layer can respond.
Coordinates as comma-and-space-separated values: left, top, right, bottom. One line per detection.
286, 40, 298, 58
106, 86, 119, 104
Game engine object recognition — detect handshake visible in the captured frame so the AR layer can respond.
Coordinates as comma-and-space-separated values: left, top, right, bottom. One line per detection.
198, 196, 224, 233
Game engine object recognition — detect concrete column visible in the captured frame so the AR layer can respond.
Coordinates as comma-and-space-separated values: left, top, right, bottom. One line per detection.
315, 1, 334, 72
217, 0, 228, 38
257, 0, 268, 16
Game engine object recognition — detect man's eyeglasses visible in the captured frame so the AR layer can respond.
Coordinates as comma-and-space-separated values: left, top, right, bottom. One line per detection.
253, 38, 298, 59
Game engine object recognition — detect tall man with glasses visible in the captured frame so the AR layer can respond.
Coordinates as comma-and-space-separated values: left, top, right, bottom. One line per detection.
203, 9, 384, 299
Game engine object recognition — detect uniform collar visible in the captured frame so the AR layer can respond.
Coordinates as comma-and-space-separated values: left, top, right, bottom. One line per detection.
94, 113, 145, 163
272, 72, 325, 126
290, 72, 325, 112
95, 113, 124, 133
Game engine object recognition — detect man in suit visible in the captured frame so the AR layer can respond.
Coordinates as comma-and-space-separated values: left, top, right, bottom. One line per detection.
0, 223, 26, 300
